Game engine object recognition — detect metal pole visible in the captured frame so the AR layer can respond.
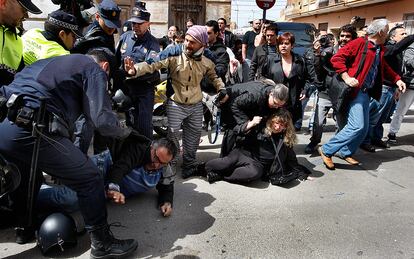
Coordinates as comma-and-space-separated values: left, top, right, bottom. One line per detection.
262, 9, 267, 23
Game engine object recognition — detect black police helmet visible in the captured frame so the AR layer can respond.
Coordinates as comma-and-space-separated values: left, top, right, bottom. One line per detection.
0, 154, 21, 199
37, 213, 77, 254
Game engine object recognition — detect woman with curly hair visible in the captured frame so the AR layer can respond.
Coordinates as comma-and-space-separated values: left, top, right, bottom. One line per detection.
203, 109, 310, 185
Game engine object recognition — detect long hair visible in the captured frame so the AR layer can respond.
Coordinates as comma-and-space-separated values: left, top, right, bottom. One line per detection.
264, 109, 297, 147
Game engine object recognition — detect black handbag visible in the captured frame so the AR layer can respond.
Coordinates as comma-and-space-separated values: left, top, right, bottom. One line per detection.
327, 40, 369, 112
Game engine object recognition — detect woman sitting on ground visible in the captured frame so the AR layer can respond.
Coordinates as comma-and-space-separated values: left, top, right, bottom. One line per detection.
203, 109, 311, 185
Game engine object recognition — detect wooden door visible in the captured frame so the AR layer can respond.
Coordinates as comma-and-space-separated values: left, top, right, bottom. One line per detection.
169, 0, 206, 33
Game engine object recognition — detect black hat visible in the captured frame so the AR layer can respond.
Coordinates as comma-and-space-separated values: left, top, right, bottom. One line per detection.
98, 0, 121, 29
128, 1, 150, 24
17, 0, 41, 14
47, 10, 83, 37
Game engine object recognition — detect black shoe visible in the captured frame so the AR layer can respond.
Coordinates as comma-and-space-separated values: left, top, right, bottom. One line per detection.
304, 142, 318, 154
90, 224, 138, 259
206, 172, 223, 183
15, 227, 35, 244
371, 139, 389, 148
181, 166, 198, 179
360, 143, 375, 153
387, 133, 397, 143
196, 162, 207, 177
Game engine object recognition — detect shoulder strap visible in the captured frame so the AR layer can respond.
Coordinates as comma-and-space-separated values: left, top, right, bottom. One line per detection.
355, 39, 369, 76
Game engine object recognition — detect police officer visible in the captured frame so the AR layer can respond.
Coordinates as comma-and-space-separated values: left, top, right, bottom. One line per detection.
72, 0, 121, 54
0, 0, 41, 85
0, 50, 138, 258
22, 10, 82, 65
72, 0, 122, 154
115, 1, 160, 139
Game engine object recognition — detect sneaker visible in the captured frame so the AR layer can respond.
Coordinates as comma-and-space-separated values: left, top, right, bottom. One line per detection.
304, 142, 318, 154
206, 172, 223, 183
371, 139, 389, 148
15, 227, 35, 244
387, 133, 397, 143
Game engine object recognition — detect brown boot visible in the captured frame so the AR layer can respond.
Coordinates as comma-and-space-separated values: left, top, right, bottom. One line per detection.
343, 156, 360, 165
318, 147, 335, 170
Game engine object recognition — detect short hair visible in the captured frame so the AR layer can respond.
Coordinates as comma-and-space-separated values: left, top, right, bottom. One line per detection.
87, 48, 116, 75
277, 32, 295, 45
388, 24, 405, 38
218, 17, 227, 25
152, 138, 178, 158
270, 83, 289, 102
366, 19, 389, 36
44, 20, 72, 37
170, 25, 179, 31
186, 17, 195, 23
265, 24, 278, 34
339, 24, 357, 39
206, 20, 219, 34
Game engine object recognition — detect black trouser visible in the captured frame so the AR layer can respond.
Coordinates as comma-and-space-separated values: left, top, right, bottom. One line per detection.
205, 148, 264, 182
0, 119, 107, 229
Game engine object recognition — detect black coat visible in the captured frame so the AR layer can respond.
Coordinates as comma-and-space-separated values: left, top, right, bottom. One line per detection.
223, 30, 237, 49
226, 81, 275, 133
262, 52, 313, 122
72, 21, 116, 54
248, 44, 273, 81
383, 35, 414, 86
108, 133, 174, 206
201, 39, 229, 93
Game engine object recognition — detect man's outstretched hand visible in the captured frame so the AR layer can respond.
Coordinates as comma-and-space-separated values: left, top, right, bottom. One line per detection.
107, 190, 126, 204
124, 56, 137, 76
160, 202, 172, 217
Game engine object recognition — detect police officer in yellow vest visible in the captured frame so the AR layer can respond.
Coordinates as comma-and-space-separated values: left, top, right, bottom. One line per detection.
0, 0, 41, 85
22, 10, 83, 65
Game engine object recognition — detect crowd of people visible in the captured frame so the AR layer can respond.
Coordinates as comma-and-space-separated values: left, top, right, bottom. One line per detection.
1, 0, 414, 257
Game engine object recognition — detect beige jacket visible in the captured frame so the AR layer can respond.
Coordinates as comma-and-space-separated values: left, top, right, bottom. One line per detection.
132, 52, 224, 104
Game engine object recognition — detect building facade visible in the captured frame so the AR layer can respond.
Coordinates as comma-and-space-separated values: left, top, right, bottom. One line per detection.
283, 0, 414, 34
26, 0, 231, 38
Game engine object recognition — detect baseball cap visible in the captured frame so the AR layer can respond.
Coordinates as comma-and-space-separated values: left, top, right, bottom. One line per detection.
17, 0, 41, 14
98, 0, 121, 29
47, 10, 83, 37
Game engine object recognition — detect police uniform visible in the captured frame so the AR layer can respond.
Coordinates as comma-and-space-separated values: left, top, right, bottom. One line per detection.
115, 5, 160, 138
0, 54, 129, 231
0, 26, 25, 86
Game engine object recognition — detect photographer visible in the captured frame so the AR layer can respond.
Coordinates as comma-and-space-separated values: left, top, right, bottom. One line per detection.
304, 25, 357, 154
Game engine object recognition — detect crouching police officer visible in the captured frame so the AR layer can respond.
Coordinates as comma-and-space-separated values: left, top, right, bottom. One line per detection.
0, 49, 137, 258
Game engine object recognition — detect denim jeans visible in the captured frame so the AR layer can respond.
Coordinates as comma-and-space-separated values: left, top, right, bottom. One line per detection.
370, 86, 395, 141
322, 90, 370, 157
362, 97, 382, 145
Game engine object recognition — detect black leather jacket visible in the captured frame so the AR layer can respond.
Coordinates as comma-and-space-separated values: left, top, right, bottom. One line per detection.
72, 21, 116, 54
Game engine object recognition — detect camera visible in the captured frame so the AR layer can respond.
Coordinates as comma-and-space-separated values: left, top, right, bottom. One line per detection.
318, 35, 331, 49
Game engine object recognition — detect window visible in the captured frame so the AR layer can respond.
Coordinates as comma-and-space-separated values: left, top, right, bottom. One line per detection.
318, 22, 328, 32
403, 13, 414, 35
373, 16, 386, 20
319, 0, 329, 7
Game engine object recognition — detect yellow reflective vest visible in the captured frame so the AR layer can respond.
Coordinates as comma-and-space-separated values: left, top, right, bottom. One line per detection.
0, 25, 23, 85
22, 28, 70, 65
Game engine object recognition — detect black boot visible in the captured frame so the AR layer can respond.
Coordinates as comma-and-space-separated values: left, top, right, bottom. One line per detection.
89, 224, 138, 259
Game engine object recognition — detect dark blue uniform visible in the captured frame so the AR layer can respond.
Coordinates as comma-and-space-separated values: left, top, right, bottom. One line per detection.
116, 30, 160, 138
0, 54, 129, 229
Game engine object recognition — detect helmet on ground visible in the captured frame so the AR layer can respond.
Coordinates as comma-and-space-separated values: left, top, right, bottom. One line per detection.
37, 212, 77, 254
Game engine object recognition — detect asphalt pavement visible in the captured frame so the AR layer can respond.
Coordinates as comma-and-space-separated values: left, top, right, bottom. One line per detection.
1, 103, 414, 259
